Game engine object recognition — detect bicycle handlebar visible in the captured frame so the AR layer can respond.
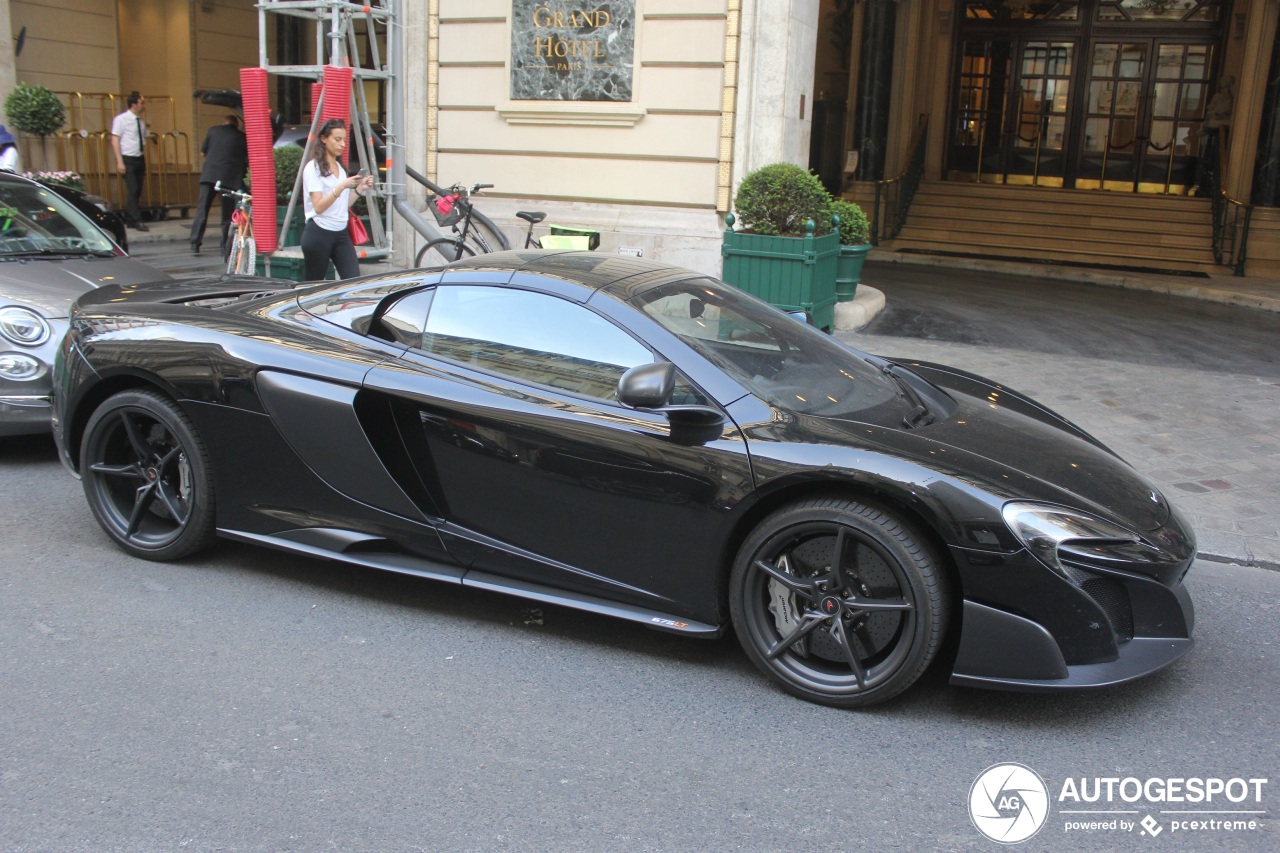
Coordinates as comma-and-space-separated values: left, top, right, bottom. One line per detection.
214, 181, 252, 202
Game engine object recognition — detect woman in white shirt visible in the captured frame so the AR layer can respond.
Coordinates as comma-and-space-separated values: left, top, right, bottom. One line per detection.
300, 118, 374, 280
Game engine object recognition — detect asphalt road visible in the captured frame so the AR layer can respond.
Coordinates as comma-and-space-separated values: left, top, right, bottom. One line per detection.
3, 249, 1278, 851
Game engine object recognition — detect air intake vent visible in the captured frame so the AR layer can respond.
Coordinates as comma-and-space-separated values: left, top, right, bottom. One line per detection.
1080, 576, 1134, 641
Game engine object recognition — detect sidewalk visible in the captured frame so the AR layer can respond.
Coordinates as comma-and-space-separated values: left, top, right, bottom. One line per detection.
133, 214, 1280, 570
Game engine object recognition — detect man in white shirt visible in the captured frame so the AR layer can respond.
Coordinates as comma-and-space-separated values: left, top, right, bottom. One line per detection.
110, 92, 149, 231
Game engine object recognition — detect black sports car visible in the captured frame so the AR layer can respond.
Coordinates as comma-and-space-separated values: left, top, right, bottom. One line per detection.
52, 252, 1196, 708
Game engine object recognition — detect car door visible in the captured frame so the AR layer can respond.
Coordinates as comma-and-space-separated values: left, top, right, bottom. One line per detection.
362, 280, 755, 624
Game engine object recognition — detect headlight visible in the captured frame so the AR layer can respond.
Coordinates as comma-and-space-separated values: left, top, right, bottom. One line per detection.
0, 352, 42, 380
0, 307, 51, 346
1002, 502, 1139, 576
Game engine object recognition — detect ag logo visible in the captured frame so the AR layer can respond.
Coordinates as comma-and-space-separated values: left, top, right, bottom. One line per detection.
969, 763, 1050, 844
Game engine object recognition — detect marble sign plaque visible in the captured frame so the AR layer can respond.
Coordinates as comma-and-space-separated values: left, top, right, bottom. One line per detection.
510, 1, 635, 102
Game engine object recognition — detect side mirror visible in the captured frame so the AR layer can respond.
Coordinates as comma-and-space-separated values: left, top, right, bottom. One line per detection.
618, 361, 675, 409
618, 361, 727, 442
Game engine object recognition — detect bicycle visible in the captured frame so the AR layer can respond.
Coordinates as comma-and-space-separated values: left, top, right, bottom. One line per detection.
414, 182, 547, 267
216, 181, 255, 275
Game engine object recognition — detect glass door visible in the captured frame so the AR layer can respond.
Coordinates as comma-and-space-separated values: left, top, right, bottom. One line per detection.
950, 38, 1074, 186
1075, 40, 1212, 192
1011, 41, 1074, 186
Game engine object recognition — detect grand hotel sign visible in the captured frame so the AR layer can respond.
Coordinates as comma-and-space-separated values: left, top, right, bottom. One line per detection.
510, 1, 636, 102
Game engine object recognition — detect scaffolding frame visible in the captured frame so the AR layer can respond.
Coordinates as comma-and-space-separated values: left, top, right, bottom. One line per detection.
254, 0, 399, 265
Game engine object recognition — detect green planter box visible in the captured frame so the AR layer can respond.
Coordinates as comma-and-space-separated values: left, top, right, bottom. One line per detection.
276, 206, 304, 247
721, 215, 840, 332
835, 243, 873, 302
255, 251, 333, 282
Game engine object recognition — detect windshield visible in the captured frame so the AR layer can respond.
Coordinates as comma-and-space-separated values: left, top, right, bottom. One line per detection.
631, 277, 903, 420
0, 180, 116, 257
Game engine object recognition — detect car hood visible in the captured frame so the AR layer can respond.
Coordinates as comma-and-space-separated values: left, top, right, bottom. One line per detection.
790, 360, 1170, 533
0, 256, 172, 318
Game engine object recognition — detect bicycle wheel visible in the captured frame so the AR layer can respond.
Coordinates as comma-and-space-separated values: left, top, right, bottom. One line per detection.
227, 234, 256, 275
415, 238, 475, 268
225, 234, 242, 274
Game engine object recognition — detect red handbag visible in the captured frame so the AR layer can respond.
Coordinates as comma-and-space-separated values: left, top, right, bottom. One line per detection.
347, 214, 370, 245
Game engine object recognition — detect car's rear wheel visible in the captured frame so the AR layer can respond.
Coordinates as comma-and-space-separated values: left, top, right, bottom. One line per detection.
730, 496, 949, 708
80, 389, 216, 561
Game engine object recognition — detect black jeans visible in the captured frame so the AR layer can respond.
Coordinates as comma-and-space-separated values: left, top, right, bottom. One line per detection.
189, 182, 236, 254
300, 218, 359, 280
121, 155, 145, 224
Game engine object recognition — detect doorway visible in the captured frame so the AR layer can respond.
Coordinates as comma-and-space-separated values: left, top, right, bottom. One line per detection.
947, 0, 1226, 194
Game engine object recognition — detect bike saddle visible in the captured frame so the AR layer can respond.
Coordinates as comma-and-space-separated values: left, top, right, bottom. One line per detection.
516, 211, 546, 224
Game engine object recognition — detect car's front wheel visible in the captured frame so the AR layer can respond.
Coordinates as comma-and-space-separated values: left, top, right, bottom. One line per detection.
80, 389, 216, 560
730, 496, 949, 708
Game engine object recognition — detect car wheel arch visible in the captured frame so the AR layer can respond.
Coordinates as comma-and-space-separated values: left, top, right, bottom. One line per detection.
719, 479, 962, 629
67, 373, 181, 472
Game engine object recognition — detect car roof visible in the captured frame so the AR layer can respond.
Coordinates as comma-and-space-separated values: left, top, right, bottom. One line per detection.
445, 250, 703, 301
0, 171, 39, 186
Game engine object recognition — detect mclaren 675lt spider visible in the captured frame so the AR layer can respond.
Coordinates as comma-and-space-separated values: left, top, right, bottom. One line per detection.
52, 251, 1196, 707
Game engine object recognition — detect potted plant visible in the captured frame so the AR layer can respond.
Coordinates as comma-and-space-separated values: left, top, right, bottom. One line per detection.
828, 198, 872, 302
722, 163, 841, 331
4, 83, 67, 170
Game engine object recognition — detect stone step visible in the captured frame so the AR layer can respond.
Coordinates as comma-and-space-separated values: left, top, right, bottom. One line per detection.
880, 237, 1217, 273
890, 226, 1215, 264
903, 210, 1209, 239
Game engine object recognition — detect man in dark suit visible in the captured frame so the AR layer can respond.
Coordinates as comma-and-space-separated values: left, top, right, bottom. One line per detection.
189, 114, 249, 255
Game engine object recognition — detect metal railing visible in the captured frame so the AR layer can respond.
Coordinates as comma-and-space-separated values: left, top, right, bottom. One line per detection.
1201, 129, 1253, 277
870, 116, 927, 246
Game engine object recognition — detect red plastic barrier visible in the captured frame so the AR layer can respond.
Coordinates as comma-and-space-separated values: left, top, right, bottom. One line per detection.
321, 66, 353, 166
239, 67, 277, 254
310, 81, 323, 143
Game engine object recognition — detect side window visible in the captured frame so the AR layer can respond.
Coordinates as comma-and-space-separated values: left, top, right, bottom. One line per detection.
299, 275, 430, 334
374, 288, 434, 348
421, 286, 653, 402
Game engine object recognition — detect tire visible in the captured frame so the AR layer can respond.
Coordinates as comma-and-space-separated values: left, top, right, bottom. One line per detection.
729, 496, 949, 708
465, 216, 507, 253
415, 238, 475, 268
227, 233, 255, 275
80, 389, 217, 561
225, 235, 240, 274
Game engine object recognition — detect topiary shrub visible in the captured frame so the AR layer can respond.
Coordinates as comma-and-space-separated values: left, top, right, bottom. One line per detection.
828, 198, 870, 245
274, 145, 303, 203
4, 84, 66, 137
733, 162, 833, 237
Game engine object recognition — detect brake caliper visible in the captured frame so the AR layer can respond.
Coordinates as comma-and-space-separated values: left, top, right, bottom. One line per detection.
767, 555, 808, 656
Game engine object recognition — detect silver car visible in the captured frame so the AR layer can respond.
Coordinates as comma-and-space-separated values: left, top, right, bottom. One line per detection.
0, 172, 172, 436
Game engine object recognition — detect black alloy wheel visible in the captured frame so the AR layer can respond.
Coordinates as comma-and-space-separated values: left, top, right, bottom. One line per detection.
80, 389, 217, 561
730, 496, 949, 707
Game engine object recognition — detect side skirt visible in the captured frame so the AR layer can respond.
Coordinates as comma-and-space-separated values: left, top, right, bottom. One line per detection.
218, 527, 724, 638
